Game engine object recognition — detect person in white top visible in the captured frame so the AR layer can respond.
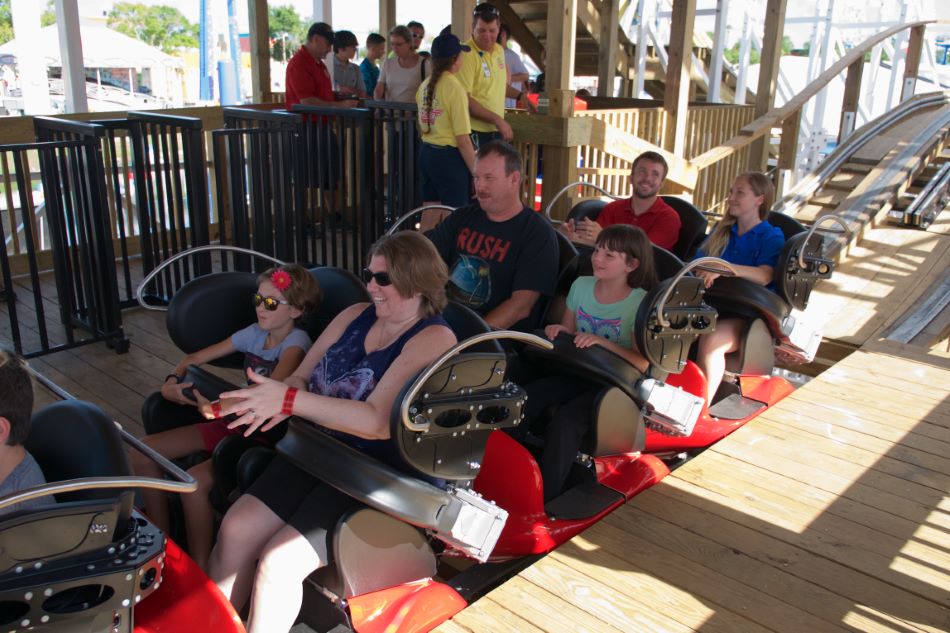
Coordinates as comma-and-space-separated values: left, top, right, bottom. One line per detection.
373, 25, 429, 103
498, 24, 529, 109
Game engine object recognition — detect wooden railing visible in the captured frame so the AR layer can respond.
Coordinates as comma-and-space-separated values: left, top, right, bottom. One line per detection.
691, 20, 933, 214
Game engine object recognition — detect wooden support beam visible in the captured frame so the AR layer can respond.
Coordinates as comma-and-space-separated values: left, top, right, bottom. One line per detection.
901, 24, 926, 102
495, 0, 545, 69
452, 0, 477, 40
597, 0, 619, 96
663, 0, 697, 157
379, 0, 396, 36
749, 0, 787, 172
248, 0, 270, 103
838, 59, 864, 143
776, 108, 801, 197
546, 0, 577, 92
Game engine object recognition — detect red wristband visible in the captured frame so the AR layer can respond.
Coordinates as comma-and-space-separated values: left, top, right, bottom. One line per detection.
281, 387, 298, 416
210, 401, 222, 418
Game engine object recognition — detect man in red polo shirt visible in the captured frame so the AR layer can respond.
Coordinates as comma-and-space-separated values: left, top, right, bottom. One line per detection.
562, 151, 681, 251
286, 22, 358, 110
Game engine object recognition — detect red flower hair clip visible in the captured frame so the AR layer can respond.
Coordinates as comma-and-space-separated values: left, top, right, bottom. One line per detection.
270, 269, 292, 291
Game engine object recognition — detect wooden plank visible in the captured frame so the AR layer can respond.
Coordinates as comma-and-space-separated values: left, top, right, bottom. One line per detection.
486, 575, 624, 633
782, 391, 950, 455
749, 0, 787, 171
604, 504, 909, 633
569, 514, 848, 633
681, 448, 950, 537
445, 594, 543, 632
526, 548, 747, 632
712, 423, 947, 511
631, 487, 950, 633
662, 0, 696, 157
672, 447, 950, 575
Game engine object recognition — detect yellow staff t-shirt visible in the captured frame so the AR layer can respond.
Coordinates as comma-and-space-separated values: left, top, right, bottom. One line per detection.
457, 40, 506, 133
417, 73, 472, 147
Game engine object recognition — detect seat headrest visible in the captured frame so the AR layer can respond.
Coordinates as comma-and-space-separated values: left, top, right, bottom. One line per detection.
442, 301, 502, 353
652, 245, 684, 281
703, 277, 789, 338
661, 196, 708, 260
167, 271, 257, 368
26, 401, 131, 503
767, 211, 807, 241
554, 229, 579, 273
567, 199, 607, 224
302, 267, 370, 340
635, 276, 716, 376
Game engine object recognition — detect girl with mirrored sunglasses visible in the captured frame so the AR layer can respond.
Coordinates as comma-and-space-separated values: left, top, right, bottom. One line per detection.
130, 264, 320, 571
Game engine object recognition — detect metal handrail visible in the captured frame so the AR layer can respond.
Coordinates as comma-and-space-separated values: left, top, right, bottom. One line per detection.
134, 245, 286, 311
655, 257, 738, 328
543, 181, 625, 221
799, 216, 851, 270
386, 205, 456, 236
400, 331, 552, 432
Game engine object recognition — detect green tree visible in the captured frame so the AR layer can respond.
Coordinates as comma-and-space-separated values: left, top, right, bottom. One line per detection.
107, 2, 198, 53
269, 5, 307, 61
0, 0, 14, 45
0, 2, 90, 44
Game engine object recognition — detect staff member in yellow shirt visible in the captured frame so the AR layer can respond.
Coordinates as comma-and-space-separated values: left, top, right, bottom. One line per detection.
458, 3, 525, 147
417, 26, 476, 230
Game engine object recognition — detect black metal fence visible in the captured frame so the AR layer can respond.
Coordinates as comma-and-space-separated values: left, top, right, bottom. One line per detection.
3, 102, 423, 358
0, 132, 127, 358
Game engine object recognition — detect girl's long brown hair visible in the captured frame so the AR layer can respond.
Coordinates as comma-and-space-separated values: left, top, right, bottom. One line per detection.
420, 55, 458, 134
703, 172, 774, 258
595, 224, 658, 291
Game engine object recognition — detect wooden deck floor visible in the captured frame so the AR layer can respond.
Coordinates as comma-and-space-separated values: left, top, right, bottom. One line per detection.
437, 338, 950, 633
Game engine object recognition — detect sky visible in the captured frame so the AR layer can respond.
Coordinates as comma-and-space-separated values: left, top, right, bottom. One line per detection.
68, 0, 950, 50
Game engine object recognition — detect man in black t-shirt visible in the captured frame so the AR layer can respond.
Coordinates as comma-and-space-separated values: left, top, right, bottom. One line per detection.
427, 141, 558, 331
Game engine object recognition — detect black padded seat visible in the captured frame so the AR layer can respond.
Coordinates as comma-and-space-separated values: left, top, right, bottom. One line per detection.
27, 400, 132, 503
660, 195, 708, 260
301, 267, 371, 340
652, 245, 684, 281
567, 199, 607, 224
767, 211, 807, 241
703, 276, 789, 340
167, 271, 257, 368
443, 301, 503, 353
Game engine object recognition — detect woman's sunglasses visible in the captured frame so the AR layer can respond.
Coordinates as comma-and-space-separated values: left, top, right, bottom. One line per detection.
253, 293, 290, 311
361, 268, 393, 287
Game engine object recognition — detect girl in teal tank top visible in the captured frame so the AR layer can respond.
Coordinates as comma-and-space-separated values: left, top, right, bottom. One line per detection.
539, 225, 658, 501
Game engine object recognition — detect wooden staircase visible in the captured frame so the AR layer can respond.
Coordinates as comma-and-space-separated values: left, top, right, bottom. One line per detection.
497, 0, 734, 101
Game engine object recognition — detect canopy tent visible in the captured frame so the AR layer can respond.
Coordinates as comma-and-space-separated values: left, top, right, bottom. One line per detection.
0, 25, 185, 107
0, 25, 183, 69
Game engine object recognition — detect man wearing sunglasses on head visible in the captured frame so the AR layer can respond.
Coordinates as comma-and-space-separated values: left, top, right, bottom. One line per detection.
457, 3, 528, 146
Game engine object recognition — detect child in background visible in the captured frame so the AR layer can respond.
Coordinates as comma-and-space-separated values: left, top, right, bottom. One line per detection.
131, 265, 320, 570
0, 349, 50, 515
540, 225, 657, 500
332, 30, 368, 99
360, 32, 386, 97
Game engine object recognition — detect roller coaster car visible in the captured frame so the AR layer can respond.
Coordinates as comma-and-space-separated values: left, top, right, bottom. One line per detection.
0, 400, 242, 633
549, 203, 837, 458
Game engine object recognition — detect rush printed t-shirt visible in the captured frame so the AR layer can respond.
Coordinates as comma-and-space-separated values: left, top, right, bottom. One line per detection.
417, 73, 471, 147
427, 203, 558, 320
565, 276, 645, 348
457, 40, 507, 133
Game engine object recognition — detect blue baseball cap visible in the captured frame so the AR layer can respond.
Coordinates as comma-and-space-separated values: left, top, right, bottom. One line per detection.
431, 26, 471, 59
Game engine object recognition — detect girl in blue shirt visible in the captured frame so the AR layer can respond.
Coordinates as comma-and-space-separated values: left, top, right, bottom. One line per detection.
694, 172, 785, 404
